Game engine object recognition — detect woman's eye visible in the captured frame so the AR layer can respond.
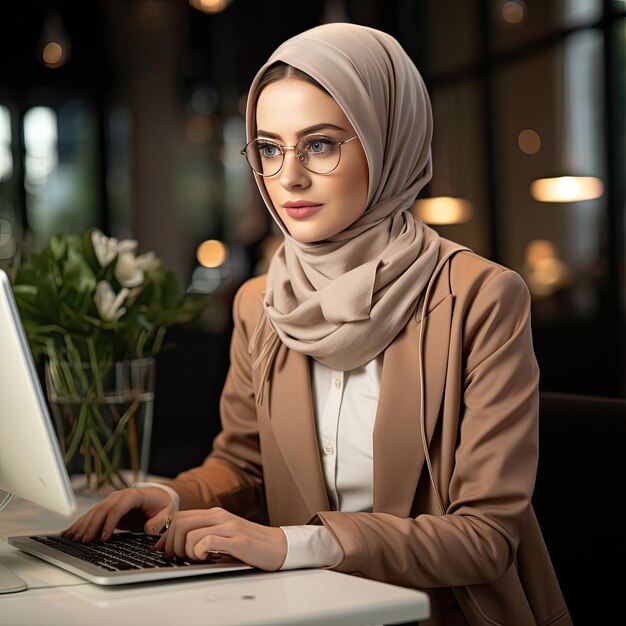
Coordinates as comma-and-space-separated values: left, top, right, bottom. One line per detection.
259, 143, 280, 158
305, 138, 333, 154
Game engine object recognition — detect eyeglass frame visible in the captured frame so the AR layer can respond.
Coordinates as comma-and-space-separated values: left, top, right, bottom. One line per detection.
240, 134, 359, 177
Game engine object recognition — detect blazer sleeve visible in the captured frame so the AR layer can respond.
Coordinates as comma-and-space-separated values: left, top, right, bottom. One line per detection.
163, 281, 266, 519
313, 270, 540, 589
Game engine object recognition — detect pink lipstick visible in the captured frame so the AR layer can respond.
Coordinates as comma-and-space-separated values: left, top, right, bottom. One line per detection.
282, 200, 322, 219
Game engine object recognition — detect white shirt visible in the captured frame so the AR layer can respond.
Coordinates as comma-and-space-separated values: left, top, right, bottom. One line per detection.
144, 356, 382, 571
280, 356, 381, 570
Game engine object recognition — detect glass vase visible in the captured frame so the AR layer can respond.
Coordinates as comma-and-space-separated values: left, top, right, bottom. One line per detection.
44, 357, 155, 494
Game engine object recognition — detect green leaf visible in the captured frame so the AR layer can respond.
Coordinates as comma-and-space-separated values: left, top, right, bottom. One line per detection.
62, 403, 88, 464
49, 234, 68, 262
82, 228, 102, 273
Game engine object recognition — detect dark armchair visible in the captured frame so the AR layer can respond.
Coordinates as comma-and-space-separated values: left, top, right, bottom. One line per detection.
533, 391, 626, 625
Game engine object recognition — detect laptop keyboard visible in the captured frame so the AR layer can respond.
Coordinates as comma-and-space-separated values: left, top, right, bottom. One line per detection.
32, 532, 202, 572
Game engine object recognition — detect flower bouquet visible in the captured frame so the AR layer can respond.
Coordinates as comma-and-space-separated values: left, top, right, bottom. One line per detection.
12, 229, 199, 491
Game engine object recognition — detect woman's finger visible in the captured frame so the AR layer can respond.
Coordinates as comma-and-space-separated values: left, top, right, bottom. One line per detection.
81, 491, 144, 542
62, 487, 173, 543
156, 509, 237, 556
143, 507, 175, 537
62, 499, 110, 539
185, 526, 235, 561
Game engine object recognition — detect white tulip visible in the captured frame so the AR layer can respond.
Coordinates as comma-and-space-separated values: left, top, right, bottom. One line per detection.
115, 251, 145, 288
91, 229, 154, 289
116, 239, 139, 255
92, 230, 121, 267
135, 251, 158, 272
114, 247, 158, 288
94, 281, 129, 321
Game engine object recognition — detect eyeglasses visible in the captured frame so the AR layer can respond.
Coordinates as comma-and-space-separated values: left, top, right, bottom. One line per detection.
240, 134, 358, 177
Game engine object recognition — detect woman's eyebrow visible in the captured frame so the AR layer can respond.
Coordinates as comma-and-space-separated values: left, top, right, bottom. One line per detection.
256, 123, 348, 140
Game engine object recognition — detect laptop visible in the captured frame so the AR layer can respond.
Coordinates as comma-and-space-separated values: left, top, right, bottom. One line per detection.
1, 269, 250, 586
8, 533, 251, 585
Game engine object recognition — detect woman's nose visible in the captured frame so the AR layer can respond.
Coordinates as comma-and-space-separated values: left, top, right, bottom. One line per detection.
279, 149, 311, 190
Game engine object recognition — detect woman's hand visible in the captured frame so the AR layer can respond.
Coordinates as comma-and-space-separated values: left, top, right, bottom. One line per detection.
153, 508, 287, 571
61, 487, 176, 544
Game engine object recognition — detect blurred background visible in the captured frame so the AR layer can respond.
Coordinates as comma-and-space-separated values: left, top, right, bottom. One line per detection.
0, 0, 624, 476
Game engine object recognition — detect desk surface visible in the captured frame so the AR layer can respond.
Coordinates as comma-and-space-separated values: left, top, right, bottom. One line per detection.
1, 496, 430, 626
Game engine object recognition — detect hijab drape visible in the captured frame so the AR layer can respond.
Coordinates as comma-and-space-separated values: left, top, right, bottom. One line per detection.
245, 23, 441, 397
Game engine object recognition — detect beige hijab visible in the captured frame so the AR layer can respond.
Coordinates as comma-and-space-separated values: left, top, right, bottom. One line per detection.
245, 23, 440, 392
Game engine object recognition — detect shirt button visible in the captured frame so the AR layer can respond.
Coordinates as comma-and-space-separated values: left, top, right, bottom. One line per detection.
323, 443, 334, 455
334, 378, 342, 389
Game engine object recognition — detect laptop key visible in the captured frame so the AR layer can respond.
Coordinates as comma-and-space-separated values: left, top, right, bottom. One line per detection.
109, 562, 141, 570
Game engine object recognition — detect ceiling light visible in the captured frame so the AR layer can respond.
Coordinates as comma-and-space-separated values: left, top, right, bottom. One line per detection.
189, 0, 233, 14
411, 197, 474, 225
530, 176, 604, 203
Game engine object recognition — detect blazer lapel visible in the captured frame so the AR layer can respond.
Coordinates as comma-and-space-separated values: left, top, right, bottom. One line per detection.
373, 294, 454, 516
267, 343, 330, 516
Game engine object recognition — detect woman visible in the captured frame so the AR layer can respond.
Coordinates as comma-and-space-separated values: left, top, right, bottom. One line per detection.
65, 23, 571, 626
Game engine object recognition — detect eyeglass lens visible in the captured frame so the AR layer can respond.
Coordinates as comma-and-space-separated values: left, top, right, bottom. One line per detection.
245, 135, 342, 176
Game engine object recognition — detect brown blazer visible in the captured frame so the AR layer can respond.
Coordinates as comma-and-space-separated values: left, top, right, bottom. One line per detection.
167, 239, 572, 626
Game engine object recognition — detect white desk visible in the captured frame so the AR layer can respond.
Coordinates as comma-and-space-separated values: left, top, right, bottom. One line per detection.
1, 496, 430, 626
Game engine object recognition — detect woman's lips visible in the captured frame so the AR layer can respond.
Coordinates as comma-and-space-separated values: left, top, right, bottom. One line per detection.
282, 202, 323, 219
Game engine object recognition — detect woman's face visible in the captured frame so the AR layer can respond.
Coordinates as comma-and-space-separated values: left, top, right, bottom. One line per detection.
255, 79, 369, 244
